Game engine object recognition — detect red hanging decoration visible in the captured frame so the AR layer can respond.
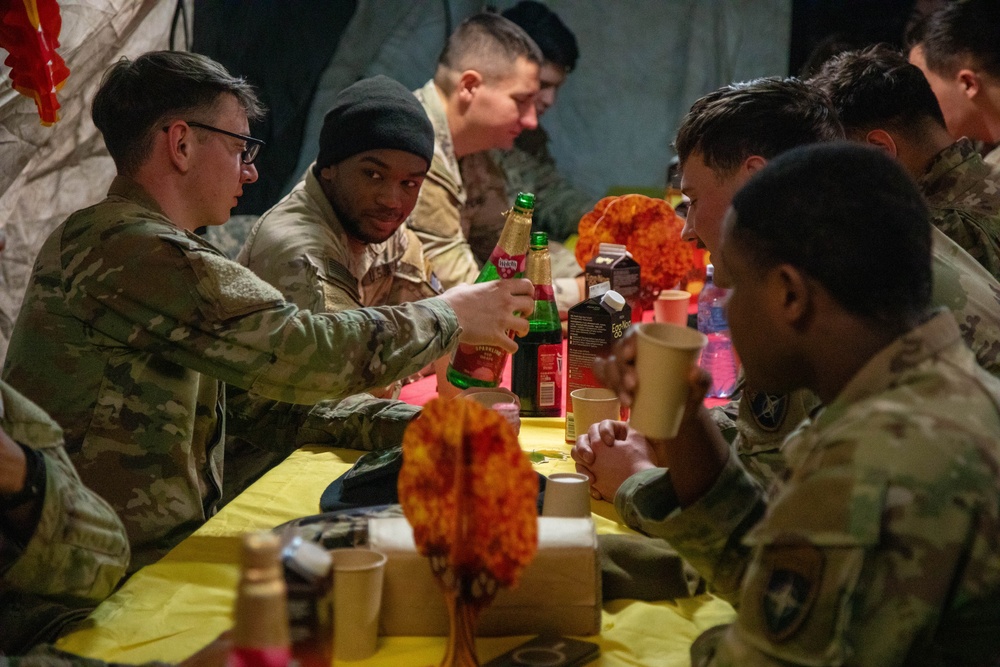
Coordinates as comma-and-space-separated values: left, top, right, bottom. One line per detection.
0, 0, 71, 125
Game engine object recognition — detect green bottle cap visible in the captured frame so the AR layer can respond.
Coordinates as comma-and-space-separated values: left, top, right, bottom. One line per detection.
530, 231, 548, 247
514, 192, 535, 210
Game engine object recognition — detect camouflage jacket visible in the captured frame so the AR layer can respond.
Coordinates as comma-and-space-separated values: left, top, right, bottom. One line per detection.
617, 312, 1000, 665
239, 167, 439, 310
407, 80, 480, 290
2, 177, 460, 572
1, 381, 130, 653
0, 645, 166, 667
918, 138, 1000, 281
705, 225, 1000, 490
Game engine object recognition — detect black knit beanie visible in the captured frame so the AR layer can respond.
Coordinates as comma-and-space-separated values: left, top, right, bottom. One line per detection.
315, 75, 435, 172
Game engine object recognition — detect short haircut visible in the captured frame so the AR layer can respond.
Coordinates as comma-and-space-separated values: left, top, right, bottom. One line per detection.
674, 77, 844, 175
502, 1, 579, 72
918, 0, 1000, 79
810, 44, 946, 139
730, 142, 932, 326
92, 51, 265, 175
435, 13, 543, 91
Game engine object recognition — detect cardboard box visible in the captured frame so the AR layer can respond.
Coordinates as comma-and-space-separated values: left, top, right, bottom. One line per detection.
369, 517, 601, 637
585, 243, 641, 323
565, 285, 631, 442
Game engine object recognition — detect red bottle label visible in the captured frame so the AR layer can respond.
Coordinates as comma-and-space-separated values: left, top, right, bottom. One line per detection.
487, 249, 527, 279
451, 342, 508, 385
535, 343, 562, 408
227, 647, 291, 667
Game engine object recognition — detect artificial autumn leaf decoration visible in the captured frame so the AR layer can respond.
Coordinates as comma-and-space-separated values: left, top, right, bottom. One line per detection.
399, 397, 538, 666
575, 194, 694, 305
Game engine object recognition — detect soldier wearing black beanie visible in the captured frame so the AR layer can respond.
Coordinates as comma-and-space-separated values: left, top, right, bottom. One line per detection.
314, 75, 435, 174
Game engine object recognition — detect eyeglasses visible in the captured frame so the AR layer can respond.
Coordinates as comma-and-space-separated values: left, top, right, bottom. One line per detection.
164, 121, 265, 165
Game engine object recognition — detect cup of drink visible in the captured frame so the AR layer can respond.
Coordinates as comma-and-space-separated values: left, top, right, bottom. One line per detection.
457, 388, 521, 434
329, 548, 387, 661
541, 472, 592, 518
570, 388, 621, 439
653, 289, 691, 327
629, 322, 707, 440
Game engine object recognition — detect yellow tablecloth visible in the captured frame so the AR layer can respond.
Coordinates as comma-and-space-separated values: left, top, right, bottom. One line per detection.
57, 418, 734, 666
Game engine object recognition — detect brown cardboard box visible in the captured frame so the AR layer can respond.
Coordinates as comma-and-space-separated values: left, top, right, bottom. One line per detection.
565, 285, 631, 442
585, 243, 641, 323
369, 517, 601, 637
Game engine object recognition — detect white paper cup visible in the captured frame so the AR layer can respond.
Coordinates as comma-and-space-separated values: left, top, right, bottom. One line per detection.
653, 290, 691, 327
629, 323, 707, 440
330, 548, 387, 661
570, 388, 621, 439
457, 388, 521, 434
541, 472, 592, 518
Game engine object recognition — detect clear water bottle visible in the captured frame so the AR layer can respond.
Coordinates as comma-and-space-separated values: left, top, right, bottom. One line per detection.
697, 265, 739, 398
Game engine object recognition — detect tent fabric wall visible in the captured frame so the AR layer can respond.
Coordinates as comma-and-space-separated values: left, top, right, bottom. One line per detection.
0, 0, 182, 361
291, 0, 791, 199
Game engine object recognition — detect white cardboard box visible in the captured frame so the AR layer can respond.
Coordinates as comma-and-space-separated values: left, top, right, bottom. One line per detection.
368, 516, 601, 637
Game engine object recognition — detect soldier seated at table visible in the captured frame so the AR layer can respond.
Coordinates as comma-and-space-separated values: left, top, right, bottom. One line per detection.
582, 143, 1000, 665
811, 43, 1000, 280
2, 50, 534, 575
459, 2, 597, 314
406, 12, 542, 291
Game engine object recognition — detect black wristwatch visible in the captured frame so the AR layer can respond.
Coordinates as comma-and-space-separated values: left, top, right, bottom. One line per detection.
0, 443, 46, 512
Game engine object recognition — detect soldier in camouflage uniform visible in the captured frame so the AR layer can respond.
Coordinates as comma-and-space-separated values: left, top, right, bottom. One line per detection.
811, 44, 1000, 281
461, 1, 597, 265
406, 13, 542, 291
596, 144, 1000, 664
2, 51, 534, 573
907, 0, 1000, 169
0, 381, 130, 653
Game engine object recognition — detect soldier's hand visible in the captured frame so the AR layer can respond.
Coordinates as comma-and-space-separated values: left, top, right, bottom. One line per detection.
441, 279, 535, 354
572, 420, 657, 501
593, 326, 639, 407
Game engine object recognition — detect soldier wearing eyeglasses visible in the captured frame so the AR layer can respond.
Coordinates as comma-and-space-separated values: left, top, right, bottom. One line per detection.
2, 51, 535, 575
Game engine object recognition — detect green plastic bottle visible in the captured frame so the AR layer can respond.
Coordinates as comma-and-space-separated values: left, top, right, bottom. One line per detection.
511, 232, 563, 416
447, 192, 535, 388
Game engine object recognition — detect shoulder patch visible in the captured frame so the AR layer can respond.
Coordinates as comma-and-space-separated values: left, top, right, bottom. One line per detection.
760, 544, 823, 643
746, 388, 790, 432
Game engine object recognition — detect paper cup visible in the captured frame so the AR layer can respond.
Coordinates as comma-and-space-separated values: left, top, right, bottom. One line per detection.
457, 388, 521, 434
629, 323, 707, 440
653, 290, 691, 327
330, 548, 387, 661
541, 472, 592, 518
570, 388, 621, 439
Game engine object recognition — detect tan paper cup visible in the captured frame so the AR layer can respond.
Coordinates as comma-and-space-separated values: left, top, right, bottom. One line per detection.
330, 548, 387, 661
570, 388, 621, 439
653, 290, 691, 327
541, 472, 592, 518
629, 323, 707, 440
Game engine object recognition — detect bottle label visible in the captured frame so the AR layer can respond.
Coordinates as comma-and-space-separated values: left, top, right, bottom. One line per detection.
709, 305, 728, 330
487, 248, 527, 279
227, 647, 291, 667
533, 284, 555, 301
535, 344, 562, 408
450, 342, 508, 385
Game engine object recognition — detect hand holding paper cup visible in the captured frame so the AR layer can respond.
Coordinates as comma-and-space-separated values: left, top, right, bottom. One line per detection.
653, 289, 691, 327
629, 323, 707, 440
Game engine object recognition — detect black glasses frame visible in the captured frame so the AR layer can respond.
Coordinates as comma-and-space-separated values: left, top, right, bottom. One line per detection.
163, 121, 265, 165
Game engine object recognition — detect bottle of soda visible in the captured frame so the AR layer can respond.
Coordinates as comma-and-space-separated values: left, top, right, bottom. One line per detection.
229, 532, 291, 667
697, 264, 739, 398
511, 232, 562, 417
447, 192, 535, 389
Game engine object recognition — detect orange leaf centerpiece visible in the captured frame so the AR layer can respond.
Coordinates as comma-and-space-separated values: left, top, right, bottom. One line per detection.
399, 397, 539, 666
575, 194, 694, 307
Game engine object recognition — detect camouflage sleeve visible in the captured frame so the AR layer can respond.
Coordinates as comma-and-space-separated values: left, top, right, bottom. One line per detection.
225, 389, 420, 456
932, 209, 1000, 281
0, 384, 128, 603
729, 385, 818, 488
63, 226, 459, 405
614, 454, 766, 604
499, 139, 598, 243
406, 174, 480, 291
0, 644, 168, 667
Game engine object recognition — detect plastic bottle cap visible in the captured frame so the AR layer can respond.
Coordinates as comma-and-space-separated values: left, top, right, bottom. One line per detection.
282, 536, 333, 580
705, 264, 714, 279
602, 290, 626, 311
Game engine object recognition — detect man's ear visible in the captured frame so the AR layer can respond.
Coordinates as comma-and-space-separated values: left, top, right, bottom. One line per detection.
864, 129, 898, 157
958, 68, 981, 100
319, 164, 337, 182
456, 70, 484, 105
163, 122, 193, 173
773, 264, 813, 330
743, 155, 767, 176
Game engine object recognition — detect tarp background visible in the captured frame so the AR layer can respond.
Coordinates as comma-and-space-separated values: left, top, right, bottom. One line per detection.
0, 0, 790, 360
